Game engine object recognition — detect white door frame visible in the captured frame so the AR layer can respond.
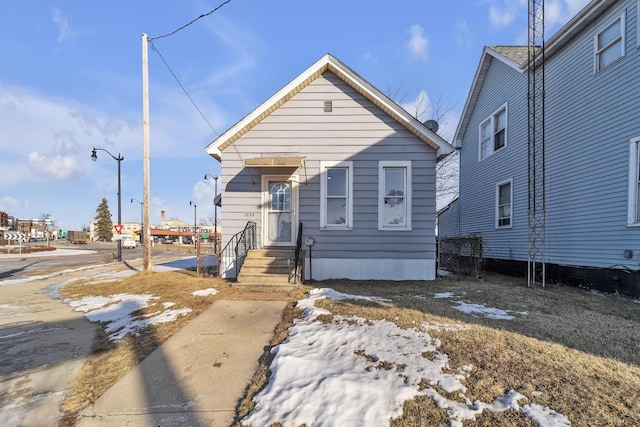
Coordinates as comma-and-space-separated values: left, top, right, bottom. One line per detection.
261, 174, 299, 247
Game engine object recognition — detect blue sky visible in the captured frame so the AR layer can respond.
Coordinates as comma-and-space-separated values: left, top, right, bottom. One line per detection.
0, 0, 589, 230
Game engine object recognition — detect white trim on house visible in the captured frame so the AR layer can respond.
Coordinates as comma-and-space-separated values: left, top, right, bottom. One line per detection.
306, 257, 436, 281
378, 160, 412, 231
496, 178, 513, 229
593, 11, 626, 74
479, 103, 508, 161
627, 137, 640, 227
320, 161, 353, 230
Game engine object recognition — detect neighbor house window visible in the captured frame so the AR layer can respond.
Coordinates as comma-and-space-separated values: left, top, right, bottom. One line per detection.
479, 104, 507, 160
496, 179, 513, 228
378, 161, 412, 230
320, 161, 353, 229
627, 138, 640, 226
594, 12, 625, 73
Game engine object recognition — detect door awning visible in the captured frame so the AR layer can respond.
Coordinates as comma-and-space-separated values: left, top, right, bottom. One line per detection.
243, 156, 305, 167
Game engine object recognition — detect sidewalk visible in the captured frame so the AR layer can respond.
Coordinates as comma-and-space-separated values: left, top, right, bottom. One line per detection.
76, 297, 288, 427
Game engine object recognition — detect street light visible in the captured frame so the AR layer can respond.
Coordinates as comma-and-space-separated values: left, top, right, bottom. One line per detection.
131, 198, 143, 247
91, 147, 124, 262
204, 174, 219, 254
189, 200, 197, 244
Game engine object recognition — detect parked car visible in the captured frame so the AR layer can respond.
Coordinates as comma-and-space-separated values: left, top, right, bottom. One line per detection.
121, 236, 136, 249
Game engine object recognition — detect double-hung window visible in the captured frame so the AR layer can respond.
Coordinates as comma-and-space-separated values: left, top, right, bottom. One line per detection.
594, 12, 625, 73
479, 104, 507, 160
628, 138, 640, 226
496, 179, 512, 228
320, 161, 353, 229
378, 161, 412, 230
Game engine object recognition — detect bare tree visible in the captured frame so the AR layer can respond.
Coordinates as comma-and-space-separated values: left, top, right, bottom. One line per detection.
390, 88, 460, 209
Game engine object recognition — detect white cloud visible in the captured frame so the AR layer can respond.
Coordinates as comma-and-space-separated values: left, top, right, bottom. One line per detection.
28, 152, 83, 180
402, 90, 433, 123
455, 18, 473, 47
489, 4, 517, 28
0, 196, 20, 212
407, 25, 429, 61
51, 8, 75, 44
361, 52, 377, 64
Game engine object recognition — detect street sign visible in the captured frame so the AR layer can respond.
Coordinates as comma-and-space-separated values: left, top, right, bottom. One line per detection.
114, 224, 123, 234
3, 232, 25, 241
200, 233, 209, 238
132, 232, 137, 239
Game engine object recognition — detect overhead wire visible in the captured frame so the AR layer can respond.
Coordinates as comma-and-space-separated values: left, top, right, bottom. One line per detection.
148, 0, 232, 41
150, 40, 219, 136
147, 0, 233, 137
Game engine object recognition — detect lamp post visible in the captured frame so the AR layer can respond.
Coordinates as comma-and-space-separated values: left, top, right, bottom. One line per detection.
91, 147, 124, 262
131, 198, 143, 247
204, 174, 218, 254
189, 201, 197, 244
190, 200, 199, 275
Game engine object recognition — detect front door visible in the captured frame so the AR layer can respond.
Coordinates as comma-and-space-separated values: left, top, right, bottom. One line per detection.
264, 176, 297, 246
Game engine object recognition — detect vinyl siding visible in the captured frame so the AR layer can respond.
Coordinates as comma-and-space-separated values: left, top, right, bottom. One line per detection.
220, 71, 438, 261
458, 0, 640, 269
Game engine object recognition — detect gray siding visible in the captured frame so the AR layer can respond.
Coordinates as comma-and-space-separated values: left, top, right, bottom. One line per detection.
458, 0, 640, 269
437, 199, 460, 237
220, 72, 438, 261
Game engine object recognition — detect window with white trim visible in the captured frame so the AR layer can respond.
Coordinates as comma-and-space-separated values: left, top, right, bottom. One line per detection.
627, 138, 640, 226
320, 161, 353, 229
479, 104, 507, 160
378, 161, 412, 230
496, 179, 512, 228
594, 12, 625, 73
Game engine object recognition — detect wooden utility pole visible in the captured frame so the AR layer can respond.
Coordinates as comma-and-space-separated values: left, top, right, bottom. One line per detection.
142, 33, 152, 272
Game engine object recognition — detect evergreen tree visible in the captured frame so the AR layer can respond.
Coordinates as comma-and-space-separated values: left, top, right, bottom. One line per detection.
94, 198, 113, 242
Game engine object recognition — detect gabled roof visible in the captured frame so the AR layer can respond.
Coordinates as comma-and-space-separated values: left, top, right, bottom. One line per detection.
452, 46, 527, 148
453, 0, 617, 148
204, 53, 454, 161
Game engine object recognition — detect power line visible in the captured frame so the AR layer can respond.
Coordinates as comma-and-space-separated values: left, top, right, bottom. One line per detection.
149, 0, 232, 41
150, 40, 219, 136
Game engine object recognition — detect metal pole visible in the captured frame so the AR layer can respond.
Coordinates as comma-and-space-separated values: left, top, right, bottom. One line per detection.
117, 156, 122, 262
214, 176, 218, 255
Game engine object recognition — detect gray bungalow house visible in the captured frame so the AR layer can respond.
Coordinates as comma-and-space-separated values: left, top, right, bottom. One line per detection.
438, 0, 640, 297
205, 54, 454, 282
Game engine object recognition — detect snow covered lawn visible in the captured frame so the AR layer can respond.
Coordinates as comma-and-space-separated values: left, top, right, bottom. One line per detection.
243, 289, 570, 427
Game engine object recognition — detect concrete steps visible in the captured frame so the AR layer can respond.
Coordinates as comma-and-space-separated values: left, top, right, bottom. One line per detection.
235, 248, 303, 291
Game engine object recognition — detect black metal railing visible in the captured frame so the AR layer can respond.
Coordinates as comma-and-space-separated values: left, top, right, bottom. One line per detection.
290, 222, 303, 284
219, 221, 256, 279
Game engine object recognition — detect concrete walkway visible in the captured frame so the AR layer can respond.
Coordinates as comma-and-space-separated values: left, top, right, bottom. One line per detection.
76, 297, 288, 427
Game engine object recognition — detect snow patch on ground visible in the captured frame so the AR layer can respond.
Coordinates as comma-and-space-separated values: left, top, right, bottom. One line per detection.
68, 293, 191, 341
244, 288, 568, 427
433, 291, 525, 320
191, 288, 219, 297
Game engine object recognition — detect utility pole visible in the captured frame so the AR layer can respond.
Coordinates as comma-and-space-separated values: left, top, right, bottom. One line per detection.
142, 33, 151, 272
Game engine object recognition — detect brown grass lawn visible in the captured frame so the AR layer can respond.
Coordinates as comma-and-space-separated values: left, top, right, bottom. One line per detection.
56, 267, 640, 427
57, 270, 234, 426
237, 273, 640, 426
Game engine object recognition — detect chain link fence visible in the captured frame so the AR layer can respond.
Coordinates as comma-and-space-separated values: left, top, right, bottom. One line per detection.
438, 235, 483, 278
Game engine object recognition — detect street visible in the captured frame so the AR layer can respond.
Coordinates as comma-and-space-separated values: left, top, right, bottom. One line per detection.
0, 242, 196, 279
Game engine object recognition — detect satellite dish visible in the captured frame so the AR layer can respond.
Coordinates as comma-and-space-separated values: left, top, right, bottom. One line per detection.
424, 120, 439, 133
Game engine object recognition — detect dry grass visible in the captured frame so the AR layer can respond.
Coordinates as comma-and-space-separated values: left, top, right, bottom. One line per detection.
309, 274, 640, 426
55, 269, 640, 426
57, 270, 234, 425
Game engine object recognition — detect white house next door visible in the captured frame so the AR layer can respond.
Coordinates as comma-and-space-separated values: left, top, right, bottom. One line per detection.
264, 176, 297, 246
